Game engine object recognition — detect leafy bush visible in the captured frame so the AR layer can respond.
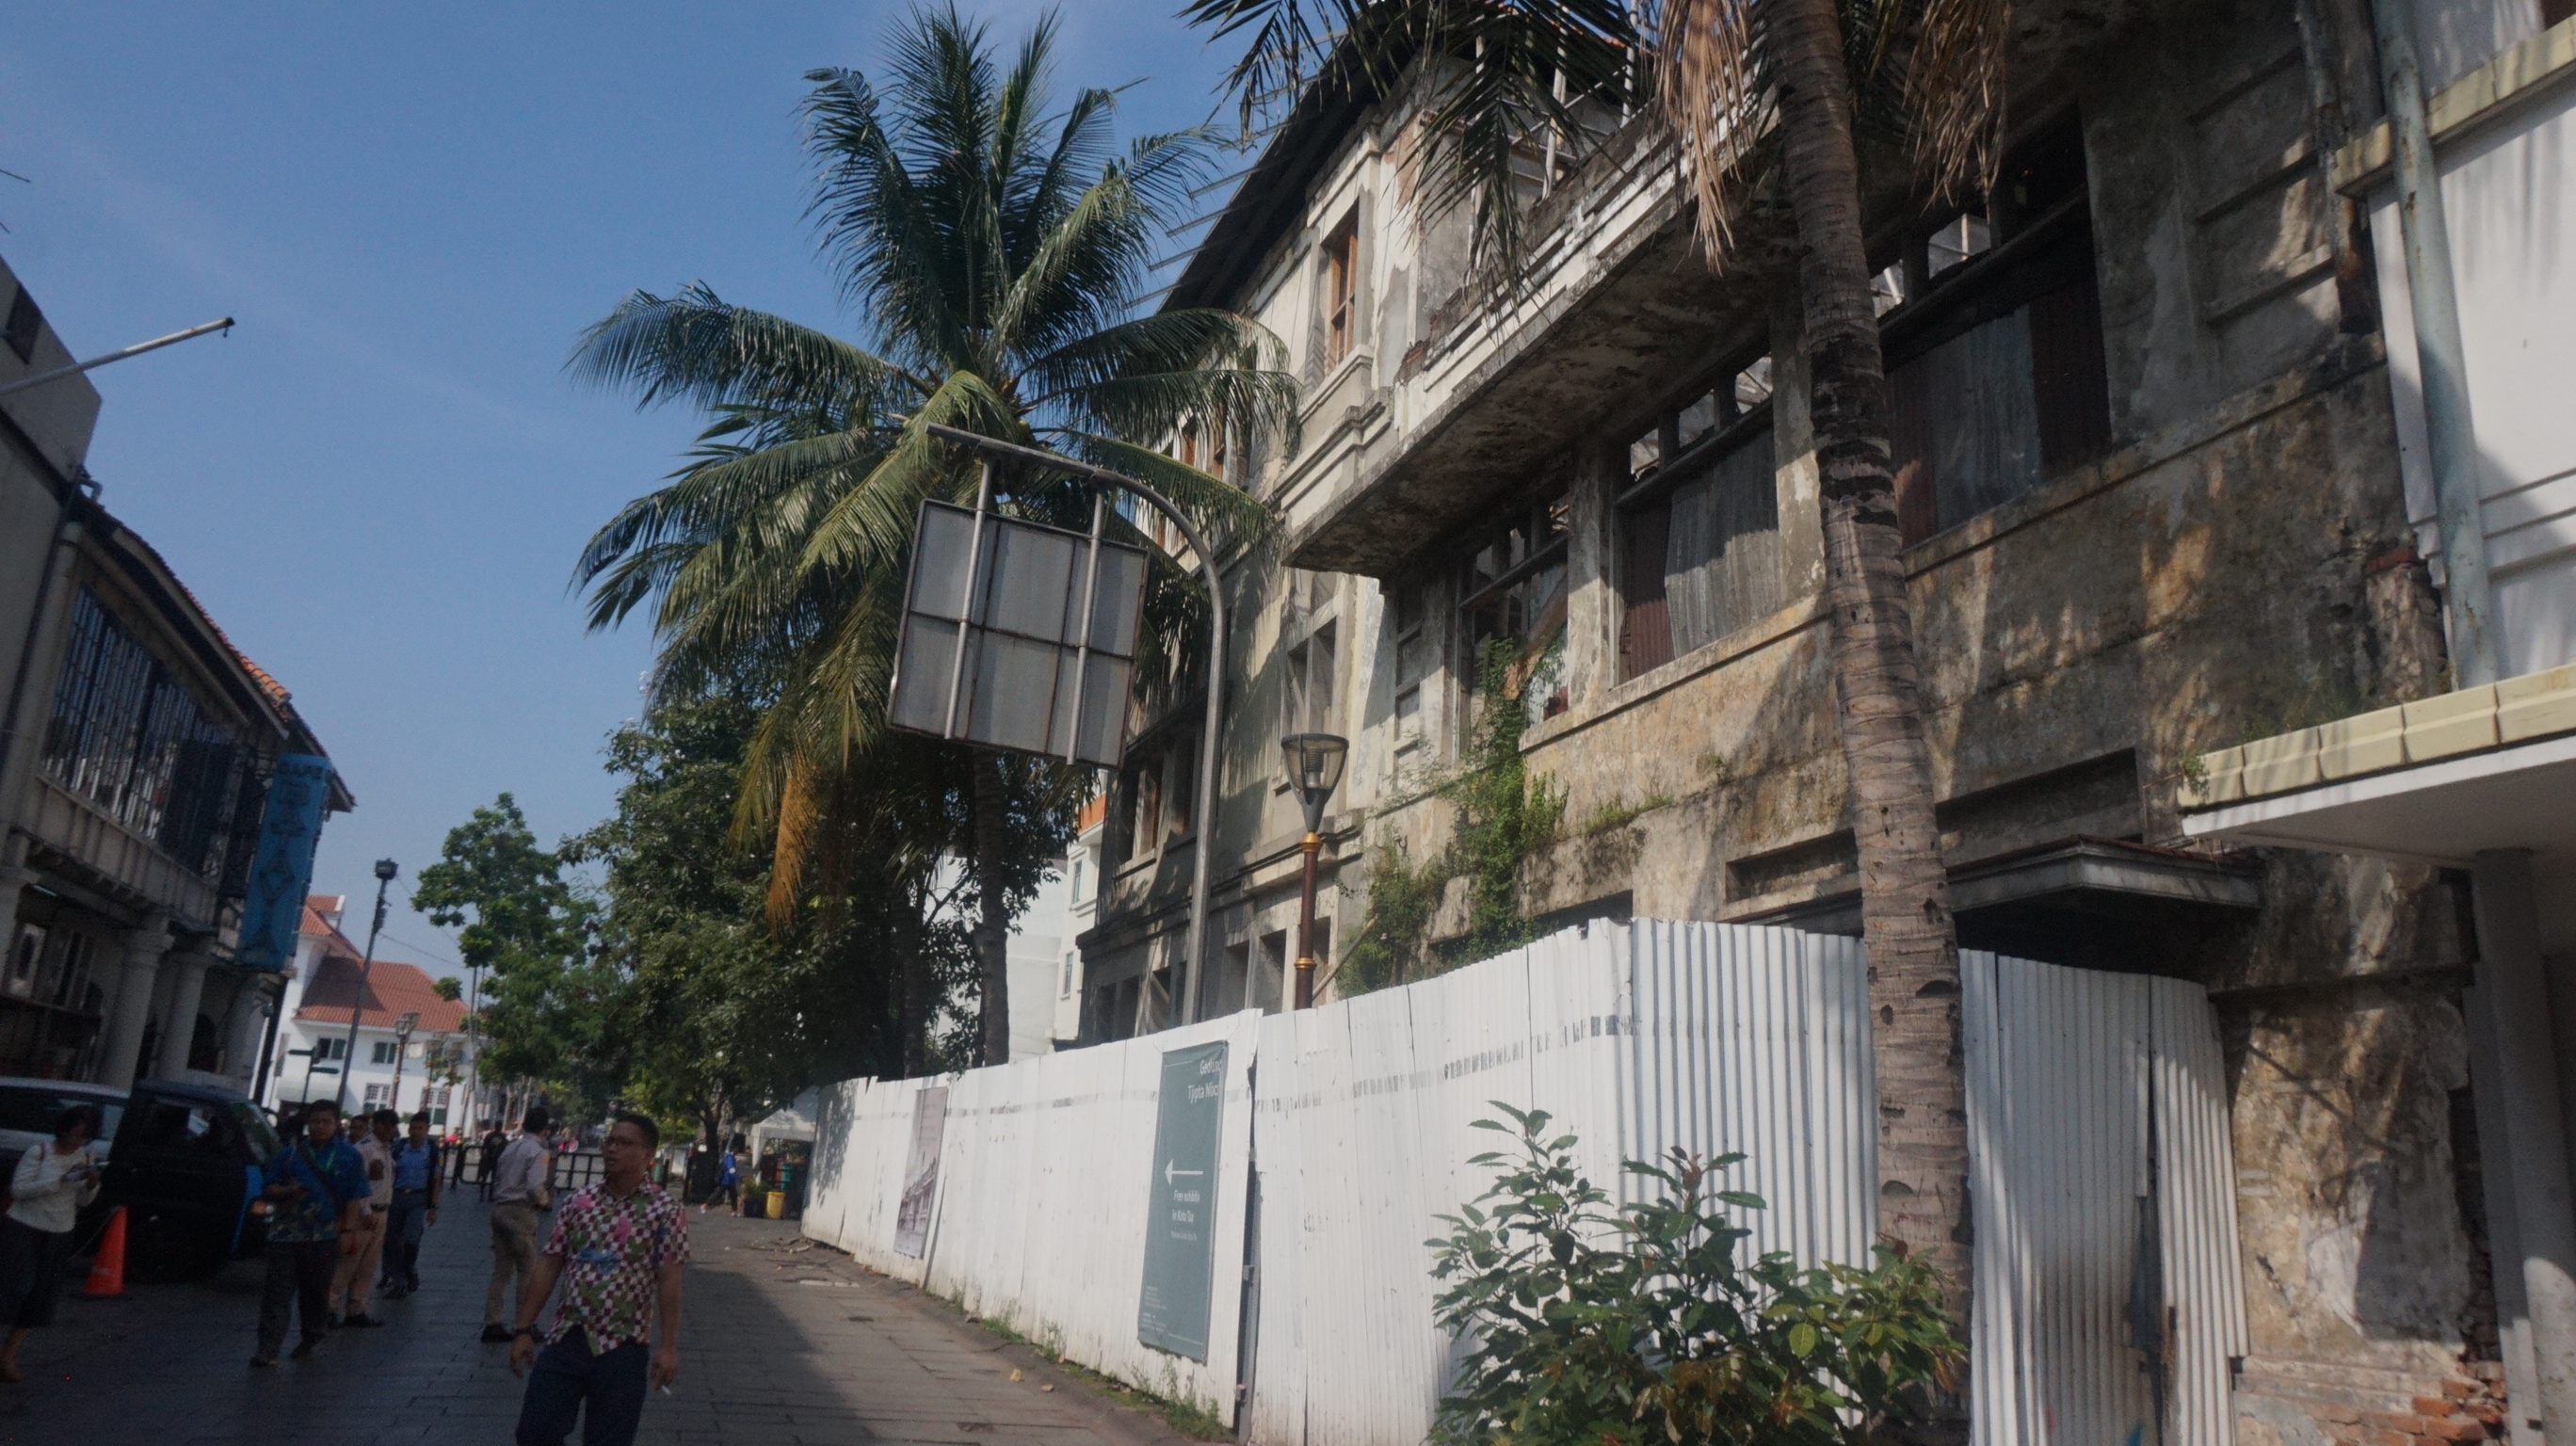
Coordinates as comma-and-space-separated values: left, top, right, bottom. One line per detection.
1428, 1105, 1961, 1446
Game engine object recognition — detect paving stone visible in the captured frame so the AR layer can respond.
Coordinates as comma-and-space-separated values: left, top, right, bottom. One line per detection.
0, 1196, 1197, 1446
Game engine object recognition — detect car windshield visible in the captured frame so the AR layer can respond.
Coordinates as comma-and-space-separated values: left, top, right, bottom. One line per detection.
0, 1085, 123, 1145
228, 1100, 282, 1158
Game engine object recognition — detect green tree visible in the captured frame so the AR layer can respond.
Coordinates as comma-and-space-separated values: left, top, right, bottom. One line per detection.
1183, 0, 1993, 1371
571, 6, 1295, 1061
567, 693, 979, 1144
431, 976, 461, 1003
411, 795, 614, 1111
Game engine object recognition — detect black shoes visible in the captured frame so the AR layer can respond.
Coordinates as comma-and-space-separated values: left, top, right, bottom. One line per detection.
290, 1336, 321, 1359
343, 1313, 386, 1328
480, 1324, 513, 1343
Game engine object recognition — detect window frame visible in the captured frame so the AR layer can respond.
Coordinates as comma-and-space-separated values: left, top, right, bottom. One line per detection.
1320, 213, 1359, 371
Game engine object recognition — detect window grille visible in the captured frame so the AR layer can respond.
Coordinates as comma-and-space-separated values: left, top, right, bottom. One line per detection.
40, 587, 253, 880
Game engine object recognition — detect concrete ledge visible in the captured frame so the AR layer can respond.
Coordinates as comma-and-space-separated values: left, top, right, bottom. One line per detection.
2183, 666, 2576, 812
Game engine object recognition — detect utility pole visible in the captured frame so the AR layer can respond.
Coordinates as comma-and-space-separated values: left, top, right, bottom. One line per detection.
334, 860, 398, 1112
386, 1010, 418, 1114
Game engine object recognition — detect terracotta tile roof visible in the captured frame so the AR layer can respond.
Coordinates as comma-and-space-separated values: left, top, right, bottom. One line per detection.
293, 955, 466, 1034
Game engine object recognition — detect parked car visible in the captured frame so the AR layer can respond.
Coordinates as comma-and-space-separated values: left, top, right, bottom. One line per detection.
0, 1077, 127, 1180
97, 1081, 282, 1279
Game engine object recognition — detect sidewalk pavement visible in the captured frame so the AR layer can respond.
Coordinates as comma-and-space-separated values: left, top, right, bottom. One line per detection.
0, 1192, 1206, 1446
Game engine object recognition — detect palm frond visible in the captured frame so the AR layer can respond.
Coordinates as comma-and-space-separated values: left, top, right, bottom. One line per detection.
570, 285, 917, 413
1654, 0, 1768, 262
1895, 0, 2011, 205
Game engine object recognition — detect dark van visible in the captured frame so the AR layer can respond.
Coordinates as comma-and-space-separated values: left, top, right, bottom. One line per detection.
98, 1081, 282, 1277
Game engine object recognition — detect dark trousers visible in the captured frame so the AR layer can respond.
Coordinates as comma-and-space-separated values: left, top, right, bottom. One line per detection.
256, 1239, 337, 1355
383, 1189, 429, 1287
515, 1328, 649, 1446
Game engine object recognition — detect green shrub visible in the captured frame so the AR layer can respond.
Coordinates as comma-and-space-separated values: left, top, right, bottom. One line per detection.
1428, 1105, 1961, 1446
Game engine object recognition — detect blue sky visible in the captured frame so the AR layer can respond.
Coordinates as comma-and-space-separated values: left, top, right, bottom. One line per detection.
1, 3, 1239, 979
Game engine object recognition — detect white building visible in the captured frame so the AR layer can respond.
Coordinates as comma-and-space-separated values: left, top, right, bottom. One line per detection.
1050, 798, 1105, 1047
261, 895, 465, 1121
1004, 853, 1079, 1062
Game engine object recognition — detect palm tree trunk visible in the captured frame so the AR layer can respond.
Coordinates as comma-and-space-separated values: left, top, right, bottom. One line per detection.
1767, 0, 1972, 1388
973, 754, 1010, 1068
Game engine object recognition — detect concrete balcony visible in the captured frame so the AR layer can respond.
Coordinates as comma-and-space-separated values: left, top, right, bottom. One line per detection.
2181, 663, 2576, 946
1278, 121, 1773, 577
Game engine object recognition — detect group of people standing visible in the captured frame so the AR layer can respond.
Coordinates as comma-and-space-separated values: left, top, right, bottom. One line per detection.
254, 1099, 689, 1446
0, 1091, 690, 1446
250, 1098, 445, 1363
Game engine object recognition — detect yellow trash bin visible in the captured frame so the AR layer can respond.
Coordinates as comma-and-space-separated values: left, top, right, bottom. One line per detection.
765, 1188, 785, 1220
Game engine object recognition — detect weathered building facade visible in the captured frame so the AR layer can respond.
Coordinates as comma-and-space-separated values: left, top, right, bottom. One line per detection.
0, 254, 351, 1096
1080, 0, 2574, 1440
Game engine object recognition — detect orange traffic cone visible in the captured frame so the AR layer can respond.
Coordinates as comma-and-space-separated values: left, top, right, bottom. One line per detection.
81, 1207, 127, 1297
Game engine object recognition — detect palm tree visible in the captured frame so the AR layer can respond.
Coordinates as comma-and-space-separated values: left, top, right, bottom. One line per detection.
1182, 0, 2000, 1394
572, 6, 1296, 1067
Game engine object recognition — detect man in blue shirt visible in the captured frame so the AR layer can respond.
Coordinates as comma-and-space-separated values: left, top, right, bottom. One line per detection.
380, 1110, 442, 1298
250, 1099, 372, 1367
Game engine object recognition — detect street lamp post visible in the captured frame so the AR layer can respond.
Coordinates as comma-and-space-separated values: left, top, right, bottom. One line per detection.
922, 423, 1230, 1030
335, 859, 398, 1111
387, 1010, 419, 1115
1280, 734, 1348, 1009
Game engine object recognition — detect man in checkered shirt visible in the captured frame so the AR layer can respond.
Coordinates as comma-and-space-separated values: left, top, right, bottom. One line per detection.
507, 1114, 687, 1446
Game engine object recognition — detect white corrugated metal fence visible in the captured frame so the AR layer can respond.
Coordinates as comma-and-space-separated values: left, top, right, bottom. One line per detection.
802, 919, 2245, 1446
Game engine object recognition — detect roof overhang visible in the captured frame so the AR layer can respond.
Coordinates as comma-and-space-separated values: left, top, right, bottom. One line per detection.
2183, 729, 2576, 868
1744, 835, 2262, 972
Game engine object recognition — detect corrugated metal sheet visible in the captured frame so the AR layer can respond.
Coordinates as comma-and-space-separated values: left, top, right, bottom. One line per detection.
802, 921, 2245, 1446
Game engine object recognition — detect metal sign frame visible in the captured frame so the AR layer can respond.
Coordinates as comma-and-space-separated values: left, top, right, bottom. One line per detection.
886, 472, 1149, 771
910, 426, 1232, 1033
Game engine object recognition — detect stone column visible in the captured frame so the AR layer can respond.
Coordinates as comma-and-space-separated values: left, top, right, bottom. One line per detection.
2471, 849, 2576, 1439
153, 949, 216, 1081
1562, 436, 1618, 713
220, 972, 270, 1092
0, 833, 35, 943
97, 910, 169, 1091
1769, 291, 1825, 602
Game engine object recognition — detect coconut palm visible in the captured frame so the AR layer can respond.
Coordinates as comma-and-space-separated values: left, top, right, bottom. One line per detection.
573, 6, 1296, 1066
1183, 0, 2001, 1390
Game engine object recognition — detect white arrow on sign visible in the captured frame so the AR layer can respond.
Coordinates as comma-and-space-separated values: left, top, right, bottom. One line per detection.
1165, 1160, 1206, 1186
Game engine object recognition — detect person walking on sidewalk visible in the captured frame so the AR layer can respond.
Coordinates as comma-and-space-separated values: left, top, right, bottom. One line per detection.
702, 1144, 737, 1215
250, 1099, 371, 1368
508, 1114, 685, 1446
482, 1107, 555, 1342
478, 1120, 508, 1203
0, 1104, 102, 1383
329, 1109, 397, 1327
382, 1111, 442, 1298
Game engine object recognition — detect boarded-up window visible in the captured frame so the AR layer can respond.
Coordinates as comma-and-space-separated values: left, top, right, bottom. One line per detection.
1459, 490, 1572, 723
1881, 115, 2108, 544
1620, 425, 1780, 675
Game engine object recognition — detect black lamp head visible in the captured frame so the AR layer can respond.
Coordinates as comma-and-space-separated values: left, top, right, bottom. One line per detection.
1279, 732, 1349, 834
374, 858, 399, 882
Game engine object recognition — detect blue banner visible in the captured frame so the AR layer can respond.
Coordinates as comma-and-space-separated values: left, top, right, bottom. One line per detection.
234, 752, 332, 970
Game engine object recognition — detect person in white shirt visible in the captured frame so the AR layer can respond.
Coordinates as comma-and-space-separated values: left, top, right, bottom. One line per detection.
481, 1106, 555, 1342
0, 1103, 104, 1383
328, 1109, 397, 1327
